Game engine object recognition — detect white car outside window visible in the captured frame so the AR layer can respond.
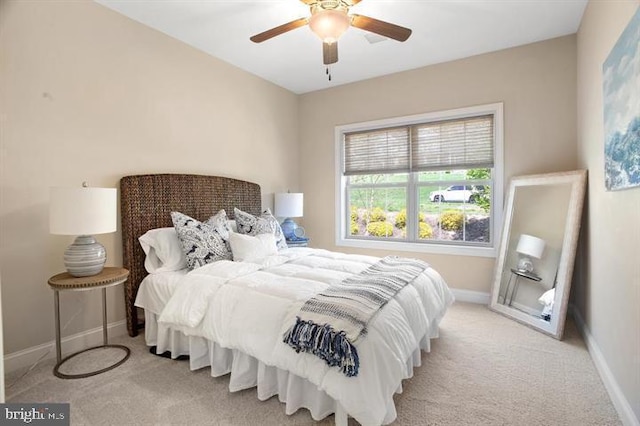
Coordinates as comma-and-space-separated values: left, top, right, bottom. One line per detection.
429, 185, 476, 202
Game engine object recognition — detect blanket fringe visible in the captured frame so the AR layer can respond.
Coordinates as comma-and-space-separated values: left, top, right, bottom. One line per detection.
283, 317, 360, 377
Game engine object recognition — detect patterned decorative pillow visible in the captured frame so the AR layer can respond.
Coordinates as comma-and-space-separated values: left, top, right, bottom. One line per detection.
205, 209, 232, 241
234, 207, 288, 250
171, 210, 232, 270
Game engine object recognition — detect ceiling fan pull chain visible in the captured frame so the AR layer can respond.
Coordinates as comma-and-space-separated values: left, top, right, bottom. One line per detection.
326, 66, 332, 81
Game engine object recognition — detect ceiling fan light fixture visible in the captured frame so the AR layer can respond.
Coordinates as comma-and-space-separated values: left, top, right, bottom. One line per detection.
308, 9, 350, 44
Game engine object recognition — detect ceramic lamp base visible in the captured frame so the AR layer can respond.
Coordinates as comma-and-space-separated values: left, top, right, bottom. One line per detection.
64, 235, 106, 277
517, 256, 534, 273
280, 218, 298, 240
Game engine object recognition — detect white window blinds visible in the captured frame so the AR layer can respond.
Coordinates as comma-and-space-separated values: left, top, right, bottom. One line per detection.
343, 114, 494, 175
343, 127, 410, 176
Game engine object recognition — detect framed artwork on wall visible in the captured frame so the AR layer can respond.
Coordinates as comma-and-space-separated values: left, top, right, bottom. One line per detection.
603, 6, 640, 191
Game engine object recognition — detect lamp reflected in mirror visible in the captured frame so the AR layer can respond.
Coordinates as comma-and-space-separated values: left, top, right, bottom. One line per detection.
515, 234, 545, 273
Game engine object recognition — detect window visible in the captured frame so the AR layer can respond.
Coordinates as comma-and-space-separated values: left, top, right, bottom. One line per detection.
335, 103, 503, 257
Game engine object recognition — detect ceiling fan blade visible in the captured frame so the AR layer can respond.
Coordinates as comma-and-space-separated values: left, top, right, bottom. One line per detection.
250, 17, 309, 43
350, 14, 412, 42
323, 42, 338, 65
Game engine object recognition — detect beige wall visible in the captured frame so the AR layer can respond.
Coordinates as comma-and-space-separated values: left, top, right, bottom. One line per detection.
0, 1, 299, 354
299, 36, 578, 292
576, 0, 640, 421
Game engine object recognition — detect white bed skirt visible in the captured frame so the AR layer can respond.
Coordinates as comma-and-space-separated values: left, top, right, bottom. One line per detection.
144, 310, 432, 425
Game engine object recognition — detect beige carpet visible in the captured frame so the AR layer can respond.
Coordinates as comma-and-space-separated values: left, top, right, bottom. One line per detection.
6, 303, 621, 425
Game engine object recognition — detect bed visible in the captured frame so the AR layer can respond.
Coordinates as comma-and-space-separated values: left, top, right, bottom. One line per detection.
120, 173, 454, 426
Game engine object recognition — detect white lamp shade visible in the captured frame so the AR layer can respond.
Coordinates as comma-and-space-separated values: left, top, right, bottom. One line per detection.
50, 187, 117, 235
274, 193, 304, 218
516, 234, 545, 259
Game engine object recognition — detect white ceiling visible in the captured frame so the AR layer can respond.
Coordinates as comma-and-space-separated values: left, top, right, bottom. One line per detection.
95, 0, 588, 94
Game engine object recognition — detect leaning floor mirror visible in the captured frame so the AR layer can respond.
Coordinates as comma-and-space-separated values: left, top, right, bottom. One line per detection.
489, 170, 587, 339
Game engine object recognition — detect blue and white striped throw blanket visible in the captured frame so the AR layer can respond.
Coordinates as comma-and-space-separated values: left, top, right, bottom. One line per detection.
282, 256, 429, 377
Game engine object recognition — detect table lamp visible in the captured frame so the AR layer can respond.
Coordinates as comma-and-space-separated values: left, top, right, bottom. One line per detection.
50, 183, 117, 277
274, 192, 304, 240
515, 233, 545, 274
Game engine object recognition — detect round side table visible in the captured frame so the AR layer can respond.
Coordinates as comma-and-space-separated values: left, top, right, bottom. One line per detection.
502, 268, 542, 307
48, 267, 131, 379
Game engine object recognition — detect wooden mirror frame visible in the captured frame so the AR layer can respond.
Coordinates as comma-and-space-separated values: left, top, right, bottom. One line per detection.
489, 170, 587, 339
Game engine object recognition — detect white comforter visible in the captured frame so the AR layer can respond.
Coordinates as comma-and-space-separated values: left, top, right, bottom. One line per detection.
157, 248, 454, 425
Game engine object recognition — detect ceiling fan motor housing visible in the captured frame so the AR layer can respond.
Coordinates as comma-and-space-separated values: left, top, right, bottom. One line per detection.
315, 1, 349, 11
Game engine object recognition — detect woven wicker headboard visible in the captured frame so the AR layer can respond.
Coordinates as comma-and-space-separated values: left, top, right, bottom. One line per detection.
120, 174, 261, 337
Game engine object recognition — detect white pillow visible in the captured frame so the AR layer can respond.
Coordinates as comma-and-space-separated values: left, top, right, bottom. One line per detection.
139, 227, 187, 273
538, 288, 555, 306
229, 232, 278, 262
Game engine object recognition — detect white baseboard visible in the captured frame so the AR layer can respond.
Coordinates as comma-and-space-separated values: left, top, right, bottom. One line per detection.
4, 320, 128, 375
451, 288, 490, 304
571, 306, 639, 426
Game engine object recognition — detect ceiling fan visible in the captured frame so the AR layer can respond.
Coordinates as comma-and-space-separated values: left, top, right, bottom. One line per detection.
250, 0, 412, 71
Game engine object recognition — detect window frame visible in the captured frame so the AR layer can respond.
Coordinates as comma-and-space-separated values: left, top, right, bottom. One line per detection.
334, 103, 504, 258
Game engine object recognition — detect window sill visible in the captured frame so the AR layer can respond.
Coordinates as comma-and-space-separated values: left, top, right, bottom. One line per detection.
336, 237, 497, 258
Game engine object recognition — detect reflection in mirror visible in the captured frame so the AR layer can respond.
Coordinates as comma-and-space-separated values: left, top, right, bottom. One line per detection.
490, 170, 586, 339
